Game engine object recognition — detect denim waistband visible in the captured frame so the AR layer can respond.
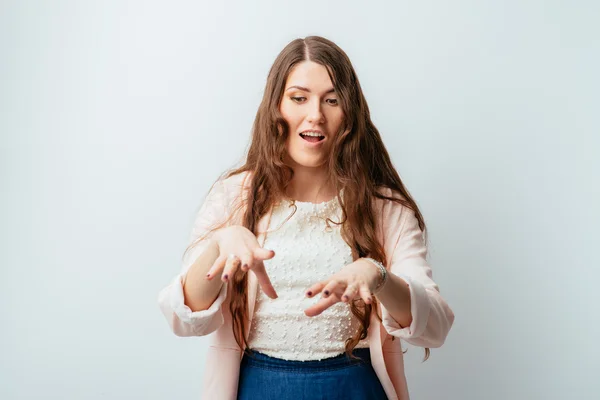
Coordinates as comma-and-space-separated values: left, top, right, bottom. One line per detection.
242, 347, 372, 372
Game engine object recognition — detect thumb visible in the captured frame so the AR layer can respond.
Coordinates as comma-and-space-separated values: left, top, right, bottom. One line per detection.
253, 247, 275, 260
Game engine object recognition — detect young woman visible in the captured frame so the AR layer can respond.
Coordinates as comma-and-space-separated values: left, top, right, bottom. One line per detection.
158, 36, 455, 400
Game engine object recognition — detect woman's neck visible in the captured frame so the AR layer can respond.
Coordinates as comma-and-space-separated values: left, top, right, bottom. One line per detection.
285, 166, 336, 203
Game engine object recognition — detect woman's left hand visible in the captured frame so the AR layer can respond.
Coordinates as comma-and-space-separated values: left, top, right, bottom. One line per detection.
303, 258, 381, 317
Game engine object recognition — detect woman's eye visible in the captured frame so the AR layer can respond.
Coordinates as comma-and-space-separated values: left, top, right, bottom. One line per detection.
291, 96, 306, 103
326, 99, 338, 106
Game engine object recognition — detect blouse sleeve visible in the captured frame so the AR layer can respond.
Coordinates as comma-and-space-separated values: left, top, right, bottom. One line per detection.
378, 196, 455, 348
157, 179, 230, 337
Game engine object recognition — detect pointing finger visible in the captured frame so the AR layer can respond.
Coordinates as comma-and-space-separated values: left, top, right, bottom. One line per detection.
250, 261, 278, 299
304, 294, 339, 317
253, 247, 275, 260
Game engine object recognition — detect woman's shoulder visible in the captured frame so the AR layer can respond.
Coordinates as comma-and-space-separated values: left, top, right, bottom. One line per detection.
373, 186, 409, 207
219, 170, 252, 192
213, 170, 253, 209
371, 186, 418, 224
219, 171, 251, 196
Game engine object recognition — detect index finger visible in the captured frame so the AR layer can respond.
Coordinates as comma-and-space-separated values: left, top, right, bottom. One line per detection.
304, 294, 340, 317
251, 260, 278, 299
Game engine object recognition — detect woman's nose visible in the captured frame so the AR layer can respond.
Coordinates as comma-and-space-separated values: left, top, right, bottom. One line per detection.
307, 100, 325, 123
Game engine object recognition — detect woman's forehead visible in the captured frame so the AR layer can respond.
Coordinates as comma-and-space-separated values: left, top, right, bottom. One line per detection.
286, 61, 335, 93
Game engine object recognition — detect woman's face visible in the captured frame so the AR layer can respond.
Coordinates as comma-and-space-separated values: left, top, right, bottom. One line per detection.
279, 61, 344, 169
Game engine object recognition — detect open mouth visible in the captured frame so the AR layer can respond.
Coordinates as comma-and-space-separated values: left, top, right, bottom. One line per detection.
300, 133, 325, 143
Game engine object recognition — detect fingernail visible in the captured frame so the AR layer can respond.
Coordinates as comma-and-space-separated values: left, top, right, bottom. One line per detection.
242, 263, 248, 270
306, 291, 312, 296
223, 274, 228, 281
343, 295, 348, 301
324, 290, 330, 296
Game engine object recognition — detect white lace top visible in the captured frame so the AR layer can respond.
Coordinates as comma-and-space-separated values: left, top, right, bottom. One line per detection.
246, 195, 370, 361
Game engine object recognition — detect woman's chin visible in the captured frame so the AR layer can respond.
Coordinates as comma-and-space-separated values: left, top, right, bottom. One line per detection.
290, 154, 327, 168
283, 149, 328, 169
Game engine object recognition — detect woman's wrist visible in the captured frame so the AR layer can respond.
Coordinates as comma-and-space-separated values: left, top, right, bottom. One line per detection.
361, 257, 388, 295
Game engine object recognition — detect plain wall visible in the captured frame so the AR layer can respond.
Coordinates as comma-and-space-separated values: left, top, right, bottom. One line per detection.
2, 1, 598, 399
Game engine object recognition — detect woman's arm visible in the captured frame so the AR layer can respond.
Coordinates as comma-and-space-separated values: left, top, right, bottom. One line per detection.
157, 179, 231, 337
182, 238, 223, 312
372, 271, 412, 328
377, 194, 455, 348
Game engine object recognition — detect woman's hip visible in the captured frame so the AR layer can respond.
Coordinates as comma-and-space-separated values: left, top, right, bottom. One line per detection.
237, 347, 388, 400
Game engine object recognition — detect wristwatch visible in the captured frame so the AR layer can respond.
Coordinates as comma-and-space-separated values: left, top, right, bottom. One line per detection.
363, 257, 387, 295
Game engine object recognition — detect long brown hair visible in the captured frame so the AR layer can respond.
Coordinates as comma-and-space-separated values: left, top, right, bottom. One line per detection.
187, 36, 430, 362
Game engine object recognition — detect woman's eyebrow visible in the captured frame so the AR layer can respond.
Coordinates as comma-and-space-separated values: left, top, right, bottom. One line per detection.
285, 85, 336, 94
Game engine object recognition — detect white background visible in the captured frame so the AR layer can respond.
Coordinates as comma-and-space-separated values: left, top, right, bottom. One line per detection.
2, 1, 598, 399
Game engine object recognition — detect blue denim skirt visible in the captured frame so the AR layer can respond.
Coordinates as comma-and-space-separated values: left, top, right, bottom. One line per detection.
237, 347, 388, 400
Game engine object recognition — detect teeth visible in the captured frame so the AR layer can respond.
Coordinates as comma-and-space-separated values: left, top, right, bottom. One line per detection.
301, 132, 324, 137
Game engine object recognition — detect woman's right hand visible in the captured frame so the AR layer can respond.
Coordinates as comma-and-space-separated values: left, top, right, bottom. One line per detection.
206, 225, 278, 299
